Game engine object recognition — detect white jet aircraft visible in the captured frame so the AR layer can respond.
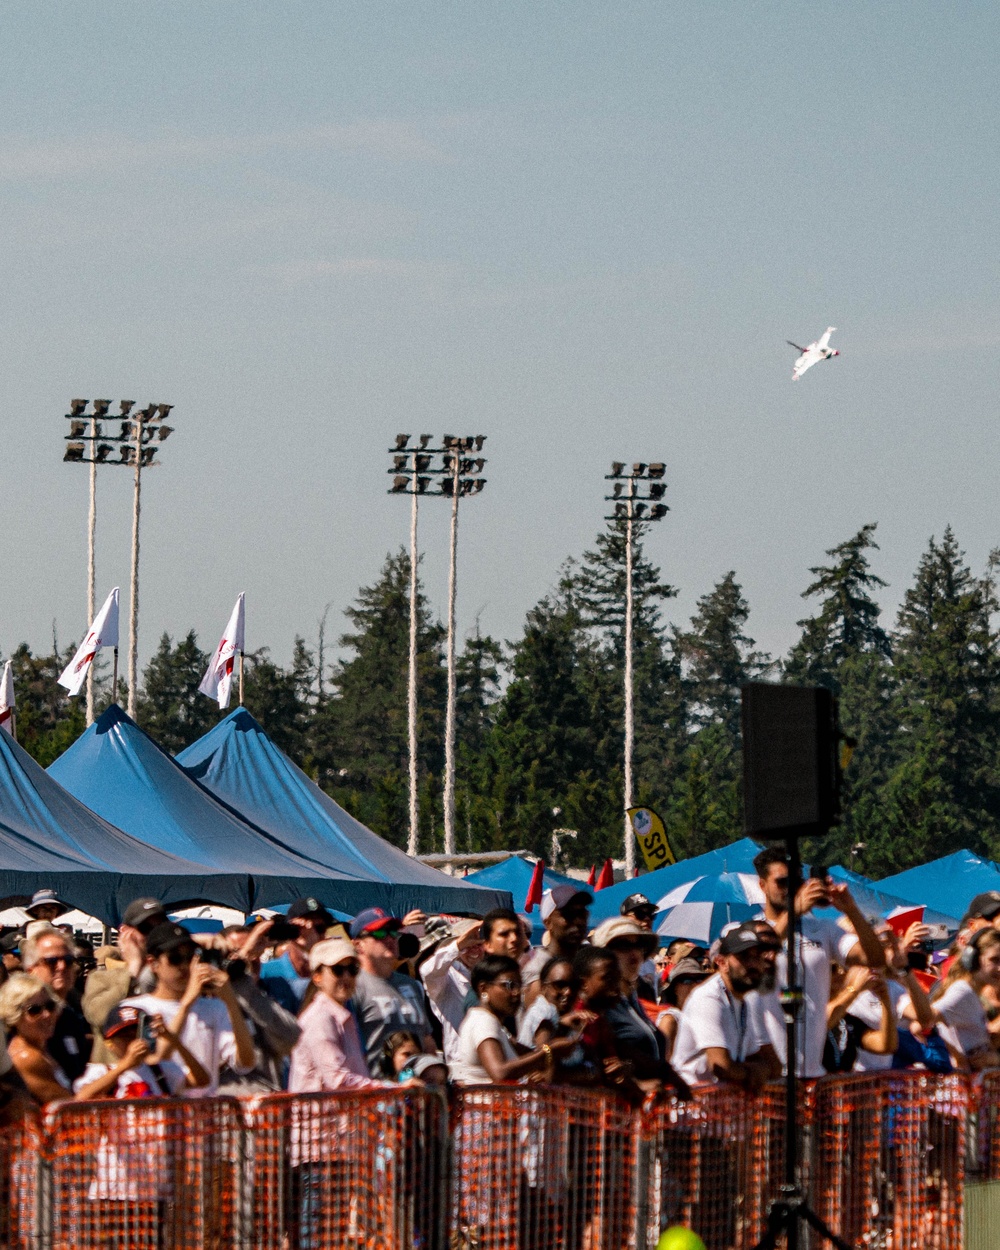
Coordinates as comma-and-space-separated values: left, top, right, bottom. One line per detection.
787, 327, 840, 381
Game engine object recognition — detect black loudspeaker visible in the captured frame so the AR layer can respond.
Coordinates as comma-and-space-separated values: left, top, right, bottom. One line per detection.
741, 683, 841, 837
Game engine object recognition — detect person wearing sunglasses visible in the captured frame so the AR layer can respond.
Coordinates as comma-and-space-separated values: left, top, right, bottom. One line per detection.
20, 925, 92, 1082
83, 896, 167, 1063
0, 972, 87, 1105
121, 922, 255, 1097
290, 938, 422, 1093
349, 909, 437, 1075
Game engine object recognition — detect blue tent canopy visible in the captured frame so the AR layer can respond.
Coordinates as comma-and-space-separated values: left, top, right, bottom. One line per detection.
464, 855, 584, 943
825, 865, 959, 932
0, 722, 251, 920
174, 707, 511, 916
587, 837, 763, 923
876, 850, 1000, 923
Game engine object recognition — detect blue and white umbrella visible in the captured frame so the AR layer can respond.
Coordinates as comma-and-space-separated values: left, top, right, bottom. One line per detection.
653, 872, 766, 944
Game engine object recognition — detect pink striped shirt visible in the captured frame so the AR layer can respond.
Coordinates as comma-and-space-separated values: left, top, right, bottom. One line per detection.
289, 993, 389, 1092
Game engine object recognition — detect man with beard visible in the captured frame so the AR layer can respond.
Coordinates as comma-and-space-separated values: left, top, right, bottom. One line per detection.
670, 924, 780, 1089
753, 847, 884, 1077
744, 919, 787, 1064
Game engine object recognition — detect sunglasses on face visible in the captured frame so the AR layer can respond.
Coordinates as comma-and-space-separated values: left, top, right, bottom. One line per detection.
364, 928, 398, 942
772, 878, 789, 890
39, 955, 77, 970
490, 979, 520, 992
544, 979, 574, 992
326, 962, 360, 978
136, 917, 166, 936
24, 1001, 56, 1019
165, 949, 195, 966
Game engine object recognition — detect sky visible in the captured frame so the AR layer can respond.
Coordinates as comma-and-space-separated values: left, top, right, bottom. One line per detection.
2, 2, 998, 676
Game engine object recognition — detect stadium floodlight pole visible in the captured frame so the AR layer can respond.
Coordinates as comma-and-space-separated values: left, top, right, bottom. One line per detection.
126, 403, 174, 718
389, 434, 487, 858
62, 399, 132, 724
605, 461, 669, 874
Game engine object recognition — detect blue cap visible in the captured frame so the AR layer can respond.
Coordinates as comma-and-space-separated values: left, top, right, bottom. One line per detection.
349, 907, 402, 939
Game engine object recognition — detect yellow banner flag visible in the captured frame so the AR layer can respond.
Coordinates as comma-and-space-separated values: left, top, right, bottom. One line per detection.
628, 806, 676, 872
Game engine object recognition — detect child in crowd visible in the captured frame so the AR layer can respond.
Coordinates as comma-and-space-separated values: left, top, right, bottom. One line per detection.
381, 1030, 424, 1079
74, 1004, 209, 1099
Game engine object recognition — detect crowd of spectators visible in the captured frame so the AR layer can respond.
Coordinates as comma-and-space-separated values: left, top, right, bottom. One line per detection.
3, 851, 1000, 1125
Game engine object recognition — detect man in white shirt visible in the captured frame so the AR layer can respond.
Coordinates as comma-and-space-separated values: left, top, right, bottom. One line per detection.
671, 924, 780, 1089
417, 918, 484, 1062
521, 886, 592, 1008
753, 848, 885, 1077
122, 921, 255, 1097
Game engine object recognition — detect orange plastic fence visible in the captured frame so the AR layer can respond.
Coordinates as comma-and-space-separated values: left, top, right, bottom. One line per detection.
243, 1087, 448, 1250
451, 1084, 637, 1250
0, 1075, 977, 1250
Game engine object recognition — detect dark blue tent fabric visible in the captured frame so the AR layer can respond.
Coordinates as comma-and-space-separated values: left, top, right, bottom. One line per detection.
876, 850, 1000, 922
174, 708, 511, 916
0, 722, 251, 920
464, 855, 584, 942
587, 838, 763, 923
822, 866, 959, 932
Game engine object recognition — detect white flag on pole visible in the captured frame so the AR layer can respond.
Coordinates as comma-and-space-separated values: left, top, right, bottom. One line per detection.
0, 661, 14, 735
58, 587, 120, 697
199, 592, 245, 709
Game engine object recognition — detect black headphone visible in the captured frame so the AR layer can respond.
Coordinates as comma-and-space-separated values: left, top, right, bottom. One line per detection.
960, 927, 994, 973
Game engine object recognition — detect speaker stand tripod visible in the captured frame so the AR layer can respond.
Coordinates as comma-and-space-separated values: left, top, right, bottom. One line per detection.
751, 835, 852, 1250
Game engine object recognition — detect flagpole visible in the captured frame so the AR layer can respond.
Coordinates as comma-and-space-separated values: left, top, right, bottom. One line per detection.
112, 647, 119, 706
85, 412, 98, 726
127, 407, 145, 719
623, 481, 635, 877
238, 651, 244, 706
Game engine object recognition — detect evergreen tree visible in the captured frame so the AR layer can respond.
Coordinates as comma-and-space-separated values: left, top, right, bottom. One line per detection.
874, 530, 1000, 868
317, 550, 446, 847
668, 572, 770, 854
4, 642, 87, 766
242, 638, 315, 762
136, 631, 218, 754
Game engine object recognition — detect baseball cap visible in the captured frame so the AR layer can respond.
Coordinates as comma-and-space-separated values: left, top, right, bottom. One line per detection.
145, 922, 197, 957
349, 908, 403, 939
966, 892, 1000, 922
620, 893, 654, 916
401, 1053, 448, 1080
718, 924, 762, 957
309, 937, 360, 973
540, 885, 593, 923
104, 1004, 144, 1038
122, 898, 168, 930
668, 956, 712, 987
286, 897, 335, 927
26, 888, 69, 918
591, 915, 657, 954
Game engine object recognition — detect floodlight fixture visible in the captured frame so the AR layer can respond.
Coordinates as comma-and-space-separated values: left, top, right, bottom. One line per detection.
415, 454, 432, 471
69, 420, 87, 439
92, 399, 111, 418
118, 420, 132, 440
140, 448, 157, 467
419, 434, 432, 449
472, 478, 487, 492
70, 399, 88, 417
155, 404, 173, 420
648, 462, 666, 479
443, 434, 458, 449
391, 476, 409, 492
64, 443, 85, 462
650, 504, 669, 519
417, 476, 431, 492
615, 502, 628, 519
610, 461, 625, 477
634, 502, 647, 518
119, 400, 135, 416
632, 462, 647, 476
95, 444, 114, 463
120, 445, 134, 464
395, 433, 410, 450
473, 435, 486, 451
441, 477, 456, 496
649, 483, 666, 500
612, 483, 624, 499
393, 455, 408, 471
156, 425, 173, 441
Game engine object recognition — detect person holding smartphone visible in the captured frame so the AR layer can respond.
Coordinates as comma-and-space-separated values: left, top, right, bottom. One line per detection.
121, 922, 255, 1096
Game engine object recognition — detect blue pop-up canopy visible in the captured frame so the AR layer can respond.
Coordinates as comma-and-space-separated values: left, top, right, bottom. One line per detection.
587, 837, 764, 923
0, 722, 251, 920
826, 865, 959, 933
876, 850, 1000, 923
464, 854, 585, 942
174, 707, 511, 916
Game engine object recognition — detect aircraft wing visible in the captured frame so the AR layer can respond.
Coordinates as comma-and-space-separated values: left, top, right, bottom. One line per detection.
817, 326, 836, 351
792, 346, 822, 380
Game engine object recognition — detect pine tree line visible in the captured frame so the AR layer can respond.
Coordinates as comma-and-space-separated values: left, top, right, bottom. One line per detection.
6, 520, 1000, 879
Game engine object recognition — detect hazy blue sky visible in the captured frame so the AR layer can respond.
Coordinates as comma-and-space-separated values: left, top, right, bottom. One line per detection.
2, 3, 998, 675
